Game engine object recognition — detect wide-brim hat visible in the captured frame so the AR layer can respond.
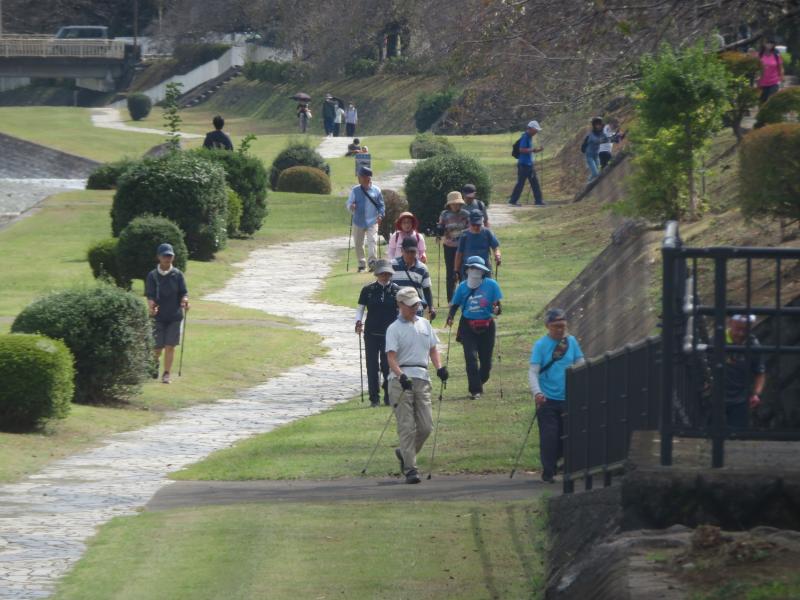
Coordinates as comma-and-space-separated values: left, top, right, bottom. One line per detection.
445, 191, 465, 207
394, 211, 419, 231
396, 286, 421, 306
464, 255, 491, 272
373, 259, 394, 275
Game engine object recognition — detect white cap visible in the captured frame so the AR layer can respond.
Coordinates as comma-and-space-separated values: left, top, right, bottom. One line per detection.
527, 120, 542, 131
731, 314, 756, 323
396, 287, 422, 307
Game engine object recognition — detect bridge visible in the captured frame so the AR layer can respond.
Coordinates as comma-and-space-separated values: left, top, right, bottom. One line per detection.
0, 35, 137, 92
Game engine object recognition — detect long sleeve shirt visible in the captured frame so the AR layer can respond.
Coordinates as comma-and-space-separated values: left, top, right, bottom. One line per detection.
346, 184, 385, 228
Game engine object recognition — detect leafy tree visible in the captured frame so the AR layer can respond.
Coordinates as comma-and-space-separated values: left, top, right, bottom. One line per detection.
163, 82, 184, 151
718, 52, 761, 141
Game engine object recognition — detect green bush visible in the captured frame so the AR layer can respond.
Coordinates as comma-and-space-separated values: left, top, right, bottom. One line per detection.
405, 152, 492, 232
226, 188, 243, 236
415, 89, 456, 132
755, 88, 800, 127
739, 123, 800, 222
345, 58, 379, 78
192, 148, 268, 235
269, 144, 330, 191
719, 52, 761, 140
409, 133, 455, 159
242, 60, 310, 83
383, 56, 424, 76
12, 284, 153, 405
126, 93, 152, 121
378, 189, 408, 241
87, 238, 130, 289
0, 334, 74, 432
111, 152, 228, 260
117, 216, 188, 281
276, 166, 331, 194
86, 158, 138, 190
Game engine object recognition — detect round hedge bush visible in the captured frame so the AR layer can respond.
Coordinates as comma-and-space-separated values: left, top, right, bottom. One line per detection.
269, 144, 330, 190
87, 238, 130, 289
378, 189, 408, 241
276, 166, 332, 194
755, 87, 800, 128
739, 123, 800, 222
0, 334, 74, 432
111, 152, 228, 260
409, 133, 455, 159
117, 215, 188, 281
227, 188, 243, 236
11, 284, 153, 405
192, 148, 269, 235
404, 152, 492, 232
86, 158, 138, 190
127, 93, 152, 121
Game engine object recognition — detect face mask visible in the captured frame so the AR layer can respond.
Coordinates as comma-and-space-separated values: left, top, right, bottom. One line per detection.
467, 270, 483, 289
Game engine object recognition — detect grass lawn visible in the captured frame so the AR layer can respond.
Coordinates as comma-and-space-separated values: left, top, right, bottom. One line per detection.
54, 500, 546, 600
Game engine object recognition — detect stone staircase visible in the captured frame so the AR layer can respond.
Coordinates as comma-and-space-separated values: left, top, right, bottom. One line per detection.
177, 66, 243, 109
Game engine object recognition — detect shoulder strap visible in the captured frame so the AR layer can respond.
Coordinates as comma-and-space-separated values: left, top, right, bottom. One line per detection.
360, 186, 380, 210
540, 338, 570, 375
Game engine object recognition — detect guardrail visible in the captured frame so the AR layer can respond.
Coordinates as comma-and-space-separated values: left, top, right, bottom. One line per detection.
0, 37, 126, 59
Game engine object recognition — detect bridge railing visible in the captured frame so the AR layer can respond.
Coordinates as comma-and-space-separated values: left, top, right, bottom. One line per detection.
0, 37, 126, 59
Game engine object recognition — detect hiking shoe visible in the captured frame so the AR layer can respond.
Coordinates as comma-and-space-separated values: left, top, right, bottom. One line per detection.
161, 371, 171, 384
370, 400, 380, 407
507, 201, 520, 207
534, 202, 547, 207
541, 471, 555, 484
405, 468, 421, 484
395, 448, 405, 474
469, 392, 482, 400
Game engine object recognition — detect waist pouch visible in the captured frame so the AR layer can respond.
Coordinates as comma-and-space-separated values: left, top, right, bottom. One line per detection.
467, 318, 493, 334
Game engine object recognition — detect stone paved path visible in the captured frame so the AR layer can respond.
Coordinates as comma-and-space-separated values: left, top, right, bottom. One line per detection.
316, 135, 352, 159
90, 108, 202, 139
0, 236, 359, 599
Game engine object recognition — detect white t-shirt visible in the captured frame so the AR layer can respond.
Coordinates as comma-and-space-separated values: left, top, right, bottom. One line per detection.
385, 316, 439, 381
599, 125, 615, 153
335, 107, 345, 124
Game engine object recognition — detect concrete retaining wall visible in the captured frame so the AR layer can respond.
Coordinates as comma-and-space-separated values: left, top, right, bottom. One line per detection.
0, 132, 99, 178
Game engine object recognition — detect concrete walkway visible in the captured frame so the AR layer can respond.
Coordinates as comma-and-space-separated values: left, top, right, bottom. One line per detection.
316, 135, 352, 159
90, 107, 202, 139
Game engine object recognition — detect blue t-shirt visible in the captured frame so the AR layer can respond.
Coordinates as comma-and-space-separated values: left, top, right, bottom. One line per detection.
457, 228, 499, 274
451, 278, 503, 320
529, 335, 584, 401
518, 133, 533, 166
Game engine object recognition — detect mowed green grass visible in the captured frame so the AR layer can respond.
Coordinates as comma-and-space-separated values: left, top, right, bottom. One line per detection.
54, 500, 546, 600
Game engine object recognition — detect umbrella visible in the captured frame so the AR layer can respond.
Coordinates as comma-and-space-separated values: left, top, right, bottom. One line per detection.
291, 92, 311, 102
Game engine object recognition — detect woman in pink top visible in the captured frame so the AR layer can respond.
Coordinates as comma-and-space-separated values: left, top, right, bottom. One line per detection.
387, 211, 427, 263
757, 38, 784, 104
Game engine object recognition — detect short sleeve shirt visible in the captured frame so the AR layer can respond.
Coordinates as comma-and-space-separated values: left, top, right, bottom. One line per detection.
385, 316, 439, 381
530, 335, 584, 401
724, 334, 766, 402
457, 228, 499, 272
451, 278, 503, 320
518, 133, 533, 166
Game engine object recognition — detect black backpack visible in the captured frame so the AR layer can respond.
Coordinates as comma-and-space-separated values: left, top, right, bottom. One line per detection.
511, 137, 521, 159
580, 135, 589, 154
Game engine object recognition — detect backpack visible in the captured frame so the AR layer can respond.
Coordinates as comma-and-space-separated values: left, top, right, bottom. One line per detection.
511, 137, 521, 159
580, 135, 590, 154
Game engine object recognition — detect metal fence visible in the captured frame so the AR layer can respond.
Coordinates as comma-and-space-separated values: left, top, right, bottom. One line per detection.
0, 37, 126, 59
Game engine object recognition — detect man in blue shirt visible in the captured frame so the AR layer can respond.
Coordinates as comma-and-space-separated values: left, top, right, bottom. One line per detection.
446, 256, 503, 400
346, 166, 385, 272
509, 120, 544, 206
529, 308, 585, 482
454, 212, 501, 279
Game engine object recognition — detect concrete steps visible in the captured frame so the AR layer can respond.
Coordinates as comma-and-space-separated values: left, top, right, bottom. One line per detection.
177, 66, 243, 109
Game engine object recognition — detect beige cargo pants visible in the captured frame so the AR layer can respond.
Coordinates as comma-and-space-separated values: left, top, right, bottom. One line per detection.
389, 377, 433, 472
353, 222, 379, 269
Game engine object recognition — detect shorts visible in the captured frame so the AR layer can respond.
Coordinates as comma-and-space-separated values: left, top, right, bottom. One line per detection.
153, 320, 181, 348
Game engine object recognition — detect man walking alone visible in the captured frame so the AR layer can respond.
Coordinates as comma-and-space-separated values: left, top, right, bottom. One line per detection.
509, 120, 544, 206
347, 166, 385, 272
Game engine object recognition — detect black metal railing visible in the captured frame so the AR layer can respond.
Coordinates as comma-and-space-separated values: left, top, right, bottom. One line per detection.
563, 337, 661, 493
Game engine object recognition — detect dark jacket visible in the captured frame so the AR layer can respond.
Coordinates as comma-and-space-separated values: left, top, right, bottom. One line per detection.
358, 282, 400, 335
203, 129, 233, 151
145, 268, 188, 323
322, 99, 337, 120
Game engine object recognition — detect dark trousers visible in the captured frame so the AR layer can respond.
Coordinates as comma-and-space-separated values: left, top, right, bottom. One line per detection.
333, 122, 341, 136
509, 163, 544, 205
599, 151, 612, 169
726, 401, 749, 429
537, 399, 564, 478
444, 245, 458, 302
459, 318, 495, 395
364, 333, 389, 404
760, 84, 780, 104
346, 123, 356, 137
323, 117, 333, 135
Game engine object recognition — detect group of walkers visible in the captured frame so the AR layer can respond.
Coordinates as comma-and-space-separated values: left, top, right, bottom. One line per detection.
322, 94, 359, 137
580, 117, 625, 183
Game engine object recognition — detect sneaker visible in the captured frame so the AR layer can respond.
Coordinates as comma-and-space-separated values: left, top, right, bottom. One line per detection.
395, 448, 405, 474
405, 468, 421, 484
357, 266, 366, 273
507, 201, 520, 207
370, 400, 380, 408
161, 371, 171, 384
469, 392, 482, 400
534, 202, 547, 207
541, 471, 555, 483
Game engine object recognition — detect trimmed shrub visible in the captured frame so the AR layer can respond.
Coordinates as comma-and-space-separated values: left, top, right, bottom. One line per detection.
192, 148, 268, 235
111, 152, 228, 260
11, 284, 153, 405
227, 188, 243, 236
276, 166, 331, 194
86, 158, 138, 190
345, 58, 379, 78
269, 144, 330, 191
0, 334, 74, 432
242, 60, 310, 83
378, 189, 408, 241
405, 152, 492, 232
117, 216, 188, 281
126, 93, 152, 121
415, 89, 457, 132
755, 87, 800, 127
87, 238, 130, 289
409, 133, 455, 159
739, 123, 800, 222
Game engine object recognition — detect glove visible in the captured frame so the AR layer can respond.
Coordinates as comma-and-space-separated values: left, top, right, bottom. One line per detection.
437, 367, 449, 382
399, 374, 413, 391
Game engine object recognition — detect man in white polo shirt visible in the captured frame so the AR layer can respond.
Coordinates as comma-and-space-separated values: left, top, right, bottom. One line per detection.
385, 287, 448, 484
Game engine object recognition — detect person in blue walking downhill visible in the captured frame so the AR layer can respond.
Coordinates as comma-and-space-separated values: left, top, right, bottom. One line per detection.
509, 120, 544, 206
581, 117, 610, 183
446, 256, 503, 400
346, 166, 385, 272
454, 212, 501, 280
529, 309, 584, 483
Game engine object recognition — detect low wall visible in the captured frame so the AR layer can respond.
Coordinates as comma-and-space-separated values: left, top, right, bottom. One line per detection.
0, 132, 99, 178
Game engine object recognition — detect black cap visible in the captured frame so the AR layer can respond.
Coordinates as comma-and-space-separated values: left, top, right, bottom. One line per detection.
401, 236, 418, 250
469, 211, 484, 224
545, 308, 567, 324
358, 166, 373, 177
462, 183, 477, 195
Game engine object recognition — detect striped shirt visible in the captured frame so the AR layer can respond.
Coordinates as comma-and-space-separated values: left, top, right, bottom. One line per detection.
392, 257, 433, 309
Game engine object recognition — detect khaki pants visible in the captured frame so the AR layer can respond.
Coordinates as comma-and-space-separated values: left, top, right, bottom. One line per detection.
389, 377, 433, 472
353, 222, 379, 268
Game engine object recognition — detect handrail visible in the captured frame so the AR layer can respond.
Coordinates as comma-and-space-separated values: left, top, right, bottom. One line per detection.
0, 38, 126, 59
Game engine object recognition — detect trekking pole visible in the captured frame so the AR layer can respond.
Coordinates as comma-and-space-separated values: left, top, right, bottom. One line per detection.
346, 215, 353, 272
358, 331, 365, 403
427, 324, 453, 480
494, 260, 503, 400
360, 408, 395, 475
510, 411, 538, 478
437, 237, 442, 307
178, 308, 187, 377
